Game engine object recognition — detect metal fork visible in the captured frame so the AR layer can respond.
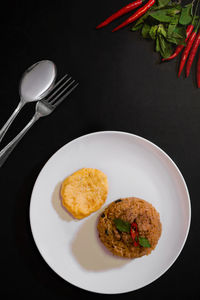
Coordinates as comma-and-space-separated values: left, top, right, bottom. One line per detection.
0, 74, 79, 167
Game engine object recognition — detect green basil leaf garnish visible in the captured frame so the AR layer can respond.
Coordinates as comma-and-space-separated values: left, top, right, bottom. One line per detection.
138, 237, 151, 248
114, 218, 131, 233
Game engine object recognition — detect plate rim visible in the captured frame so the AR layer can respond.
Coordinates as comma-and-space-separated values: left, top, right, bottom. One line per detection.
29, 130, 191, 294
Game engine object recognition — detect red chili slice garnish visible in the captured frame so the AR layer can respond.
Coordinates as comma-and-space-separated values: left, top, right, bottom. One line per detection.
130, 227, 136, 240
131, 222, 138, 230
131, 222, 139, 246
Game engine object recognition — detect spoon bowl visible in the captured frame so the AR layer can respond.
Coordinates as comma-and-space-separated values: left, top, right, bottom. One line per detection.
0, 60, 57, 142
20, 60, 56, 103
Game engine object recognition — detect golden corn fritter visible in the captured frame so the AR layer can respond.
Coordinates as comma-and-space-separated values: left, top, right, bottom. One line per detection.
61, 168, 108, 219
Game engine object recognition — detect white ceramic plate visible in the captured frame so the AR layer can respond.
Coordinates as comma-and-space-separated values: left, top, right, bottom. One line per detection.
29, 131, 191, 294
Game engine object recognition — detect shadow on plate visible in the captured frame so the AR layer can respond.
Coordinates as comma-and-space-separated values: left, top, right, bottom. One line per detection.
51, 182, 77, 222
71, 211, 129, 271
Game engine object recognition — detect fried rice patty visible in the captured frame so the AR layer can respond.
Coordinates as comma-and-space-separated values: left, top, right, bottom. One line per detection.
97, 197, 162, 258
61, 168, 108, 219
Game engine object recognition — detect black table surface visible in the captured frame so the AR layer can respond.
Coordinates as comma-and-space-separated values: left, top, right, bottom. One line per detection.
1, 0, 199, 298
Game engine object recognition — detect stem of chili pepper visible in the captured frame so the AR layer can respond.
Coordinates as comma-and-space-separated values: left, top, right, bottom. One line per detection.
112, 0, 155, 32
192, 0, 200, 24
162, 24, 194, 62
178, 18, 200, 78
96, 0, 144, 29
197, 51, 200, 87
186, 29, 200, 77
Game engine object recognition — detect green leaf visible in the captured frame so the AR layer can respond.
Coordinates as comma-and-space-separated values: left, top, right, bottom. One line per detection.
167, 15, 179, 37
150, 10, 172, 23
149, 25, 158, 40
138, 236, 151, 248
154, 3, 182, 11
167, 23, 177, 36
131, 23, 143, 31
157, 0, 171, 8
166, 26, 186, 45
166, 25, 186, 45
166, 35, 185, 45
158, 34, 174, 58
179, 3, 193, 25
167, 8, 180, 17
157, 24, 167, 37
155, 36, 160, 52
174, 25, 186, 38
114, 218, 131, 233
141, 23, 151, 38
150, 8, 181, 23
131, 11, 151, 31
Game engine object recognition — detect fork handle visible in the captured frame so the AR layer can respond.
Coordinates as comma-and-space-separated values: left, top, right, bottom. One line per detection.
0, 100, 25, 143
0, 112, 41, 167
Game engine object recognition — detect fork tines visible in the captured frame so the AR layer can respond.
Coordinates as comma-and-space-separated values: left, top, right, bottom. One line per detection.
45, 74, 79, 107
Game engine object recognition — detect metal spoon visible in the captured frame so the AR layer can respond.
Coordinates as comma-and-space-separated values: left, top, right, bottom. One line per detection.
0, 60, 57, 143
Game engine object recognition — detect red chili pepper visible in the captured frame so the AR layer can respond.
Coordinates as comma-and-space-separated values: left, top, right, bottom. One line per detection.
178, 28, 200, 77
130, 227, 139, 246
178, 5, 200, 77
186, 30, 200, 77
96, 0, 144, 29
130, 222, 139, 246
197, 52, 200, 87
162, 24, 194, 62
112, 0, 155, 32
131, 222, 138, 230
130, 227, 136, 240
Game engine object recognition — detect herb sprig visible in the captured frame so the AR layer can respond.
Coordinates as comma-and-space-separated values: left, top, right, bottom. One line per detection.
131, 0, 196, 58
114, 218, 151, 248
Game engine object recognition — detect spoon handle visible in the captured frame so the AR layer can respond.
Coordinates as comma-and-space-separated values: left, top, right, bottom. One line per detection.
0, 100, 25, 143
0, 112, 40, 167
